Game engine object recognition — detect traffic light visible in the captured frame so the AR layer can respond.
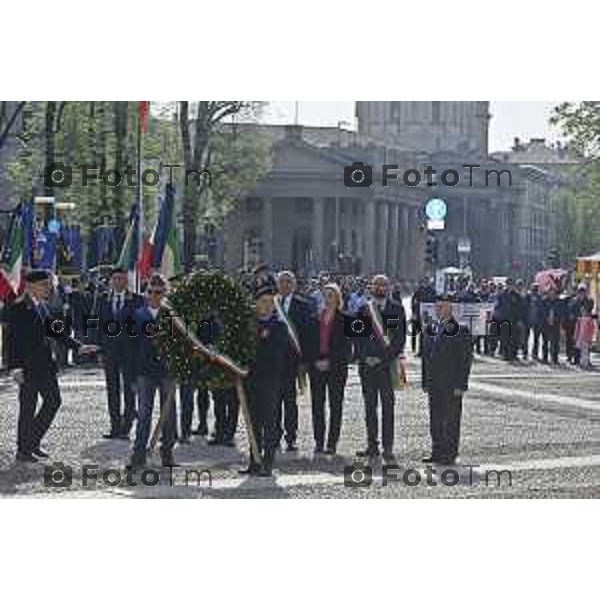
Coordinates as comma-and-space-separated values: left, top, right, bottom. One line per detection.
547, 248, 560, 268
425, 232, 438, 264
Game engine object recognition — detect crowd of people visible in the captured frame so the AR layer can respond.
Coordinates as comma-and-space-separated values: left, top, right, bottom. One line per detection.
412, 276, 597, 368
4, 261, 595, 478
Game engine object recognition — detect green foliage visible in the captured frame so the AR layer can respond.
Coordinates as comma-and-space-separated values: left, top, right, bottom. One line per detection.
200, 129, 272, 224
154, 270, 256, 389
551, 102, 600, 261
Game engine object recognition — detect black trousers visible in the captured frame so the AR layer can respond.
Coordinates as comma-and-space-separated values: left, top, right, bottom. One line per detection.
564, 321, 577, 362
277, 366, 299, 445
428, 387, 463, 462
103, 354, 137, 435
17, 370, 62, 454
531, 325, 544, 359
309, 364, 348, 450
247, 383, 279, 467
212, 387, 239, 441
179, 386, 209, 437
358, 362, 396, 453
542, 323, 560, 363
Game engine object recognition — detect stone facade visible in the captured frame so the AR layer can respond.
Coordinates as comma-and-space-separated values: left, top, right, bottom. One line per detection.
223, 102, 566, 283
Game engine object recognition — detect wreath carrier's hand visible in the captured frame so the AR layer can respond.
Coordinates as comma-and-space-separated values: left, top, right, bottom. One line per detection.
315, 359, 330, 372
11, 369, 24, 385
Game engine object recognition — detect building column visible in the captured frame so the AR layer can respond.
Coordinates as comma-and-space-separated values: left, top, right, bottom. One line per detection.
364, 198, 376, 274
262, 197, 273, 265
388, 202, 399, 278
313, 197, 325, 272
407, 206, 417, 282
378, 201, 389, 274
399, 204, 410, 279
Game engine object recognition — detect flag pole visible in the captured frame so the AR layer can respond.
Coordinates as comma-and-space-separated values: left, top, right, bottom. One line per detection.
136, 104, 144, 294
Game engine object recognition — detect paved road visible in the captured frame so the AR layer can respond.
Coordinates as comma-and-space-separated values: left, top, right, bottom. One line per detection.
2, 348, 600, 498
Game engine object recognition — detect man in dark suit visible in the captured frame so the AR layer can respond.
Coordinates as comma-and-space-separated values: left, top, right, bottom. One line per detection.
7, 270, 97, 462
275, 270, 314, 452
353, 274, 406, 462
97, 266, 143, 439
128, 274, 178, 468
421, 293, 473, 466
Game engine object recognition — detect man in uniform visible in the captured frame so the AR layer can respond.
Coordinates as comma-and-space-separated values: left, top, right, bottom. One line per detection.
239, 283, 288, 477
421, 293, 473, 466
7, 270, 97, 462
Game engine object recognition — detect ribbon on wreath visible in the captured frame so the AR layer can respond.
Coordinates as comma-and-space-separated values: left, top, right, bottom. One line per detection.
149, 300, 261, 465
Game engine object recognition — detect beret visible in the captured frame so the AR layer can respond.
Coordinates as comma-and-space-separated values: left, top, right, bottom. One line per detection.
25, 269, 51, 283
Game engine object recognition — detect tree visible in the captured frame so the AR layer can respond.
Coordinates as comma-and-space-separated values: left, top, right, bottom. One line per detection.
0, 102, 26, 151
550, 102, 600, 262
178, 101, 263, 269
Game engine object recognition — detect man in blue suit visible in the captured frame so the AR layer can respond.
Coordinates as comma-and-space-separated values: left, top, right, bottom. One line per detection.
97, 267, 143, 439
129, 274, 178, 469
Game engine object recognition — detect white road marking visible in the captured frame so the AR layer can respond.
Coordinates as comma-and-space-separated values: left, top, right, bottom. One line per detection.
470, 381, 600, 412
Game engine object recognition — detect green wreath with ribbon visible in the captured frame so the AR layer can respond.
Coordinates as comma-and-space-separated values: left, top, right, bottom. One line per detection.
154, 270, 256, 389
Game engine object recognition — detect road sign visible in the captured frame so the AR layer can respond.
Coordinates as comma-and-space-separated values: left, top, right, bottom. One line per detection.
425, 198, 447, 221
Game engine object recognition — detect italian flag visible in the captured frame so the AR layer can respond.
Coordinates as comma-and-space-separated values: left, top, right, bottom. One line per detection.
116, 206, 139, 288
161, 219, 182, 280
0, 214, 24, 298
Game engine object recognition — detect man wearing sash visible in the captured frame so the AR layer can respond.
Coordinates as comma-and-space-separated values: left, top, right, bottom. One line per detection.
354, 274, 406, 462
274, 270, 313, 452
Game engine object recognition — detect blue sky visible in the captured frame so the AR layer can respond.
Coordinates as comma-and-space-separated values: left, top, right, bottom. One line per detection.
261, 101, 563, 153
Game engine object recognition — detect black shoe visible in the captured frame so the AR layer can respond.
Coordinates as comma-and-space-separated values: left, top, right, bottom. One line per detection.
161, 455, 179, 468
32, 447, 50, 458
117, 432, 130, 440
422, 455, 440, 463
356, 447, 380, 458
207, 437, 225, 446
16, 452, 38, 463
193, 424, 208, 436
324, 447, 337, 455
314, 445, 325, 454
127, 453, 146, 469
286, 443, 298, 452
238, 464, 261, 475
179, 436, 191, 444
256, 465, 273, 477
102, 432, 120, 440
382, 452, 395, 463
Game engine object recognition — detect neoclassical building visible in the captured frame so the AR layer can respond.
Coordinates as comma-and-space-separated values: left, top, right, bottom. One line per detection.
220, 102, 567, 284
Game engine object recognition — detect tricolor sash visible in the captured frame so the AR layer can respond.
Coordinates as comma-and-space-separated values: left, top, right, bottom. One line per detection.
274, 295, 308, 394
366, 299, 407, 390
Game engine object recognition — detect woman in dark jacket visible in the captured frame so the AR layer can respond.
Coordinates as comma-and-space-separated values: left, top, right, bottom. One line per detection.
306, 283, 353, 455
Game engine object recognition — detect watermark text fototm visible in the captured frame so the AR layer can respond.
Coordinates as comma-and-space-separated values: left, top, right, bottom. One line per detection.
344, 461, 513, 488
43, 162, 212, 190
344, 162, 512, 189
43, 462, 213, 489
